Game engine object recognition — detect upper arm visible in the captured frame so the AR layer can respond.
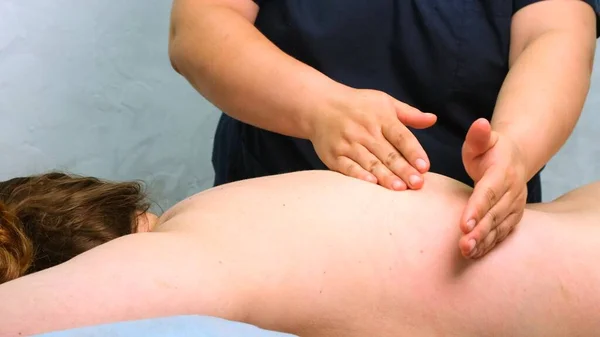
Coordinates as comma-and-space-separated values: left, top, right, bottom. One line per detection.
170, 0, 259, 29
510, 0, 598, 64
168, 0, 259, 72
0, 232, 244, 336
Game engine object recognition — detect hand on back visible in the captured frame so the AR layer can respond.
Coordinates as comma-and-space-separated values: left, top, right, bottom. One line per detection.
309, 88, 437, 191
459, 118, 528, 258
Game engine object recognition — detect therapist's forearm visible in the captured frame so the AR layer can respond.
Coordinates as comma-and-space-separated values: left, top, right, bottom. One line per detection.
169, 0, 347, 139
491, 31, 595, 179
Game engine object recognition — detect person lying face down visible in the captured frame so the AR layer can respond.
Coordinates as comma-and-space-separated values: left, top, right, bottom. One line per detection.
1, 170, 600, 337
0, 173, 157, 284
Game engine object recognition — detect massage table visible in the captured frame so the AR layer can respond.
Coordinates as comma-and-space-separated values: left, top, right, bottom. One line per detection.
36, 315, 297, 337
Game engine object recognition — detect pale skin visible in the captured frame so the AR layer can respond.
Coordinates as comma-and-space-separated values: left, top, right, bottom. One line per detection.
169, 0, 597, 258
1, 171, 600, 336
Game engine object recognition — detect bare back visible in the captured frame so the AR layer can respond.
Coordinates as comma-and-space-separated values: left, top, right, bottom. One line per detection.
158, 171, 600, 336
0, 171, 599, 337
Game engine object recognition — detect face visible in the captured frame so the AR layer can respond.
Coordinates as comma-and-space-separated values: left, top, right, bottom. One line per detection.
136, 212, 159, 233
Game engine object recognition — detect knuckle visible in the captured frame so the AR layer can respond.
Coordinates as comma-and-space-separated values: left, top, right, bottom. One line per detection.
366, 159, 380, 173
484, 187, 498, 208
384, 151, 402, 167
497, 231, 509, 243
486, 210, 498, 229
323, 152, 340, 168
340, 125, 361, 142
372, 90, 392, 105
487, 228, 498, 243
495, 224, 510, 241
389, 133, 421, 159
390, 126, 409, 144
365, 122, 382, 137
392, 133, 421, 158
332, 142, 351, 157
389, 136, 408, 153
343, 161, 357, 176
483, 243, 496, 257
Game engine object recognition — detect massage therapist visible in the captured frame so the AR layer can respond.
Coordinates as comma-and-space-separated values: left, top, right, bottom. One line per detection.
168, 0, 598, 258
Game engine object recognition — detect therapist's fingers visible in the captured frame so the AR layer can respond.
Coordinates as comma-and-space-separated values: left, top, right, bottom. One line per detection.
382, 121, 430, 175
467, 210, 521, 259
471, 227, 498, 259
460, 167, 507, 234
365, 137, 424, 190
332, 156, 378, 185
459, 190, 515, 258
348, 145, 408, 191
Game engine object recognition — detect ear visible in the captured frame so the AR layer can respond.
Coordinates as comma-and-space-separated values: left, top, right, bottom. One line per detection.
136, 212, 159, 233
135, 212, 151, 233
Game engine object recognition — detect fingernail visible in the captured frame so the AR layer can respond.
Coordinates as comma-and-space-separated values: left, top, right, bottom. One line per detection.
409, 175, 421, 187
415, 158, 427, 172
466, 219, 476, 232
392, 180, 406, 191
467, 239, 476, 253
365, 175, 377, 183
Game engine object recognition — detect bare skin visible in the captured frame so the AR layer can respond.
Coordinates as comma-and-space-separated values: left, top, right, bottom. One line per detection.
0, 171, 599, 336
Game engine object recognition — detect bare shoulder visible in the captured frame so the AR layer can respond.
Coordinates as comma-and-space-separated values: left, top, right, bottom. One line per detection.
157, 170, 473, 232
176, 170, 471, 206
157, 171, 367, 225
200, 170, 472, 198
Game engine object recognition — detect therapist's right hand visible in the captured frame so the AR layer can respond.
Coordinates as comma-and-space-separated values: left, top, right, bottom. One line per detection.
309, 88, 437, 191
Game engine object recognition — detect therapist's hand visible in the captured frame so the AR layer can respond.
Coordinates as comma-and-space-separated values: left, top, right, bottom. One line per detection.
459, 118, 528, 259
309, 88, 437, 191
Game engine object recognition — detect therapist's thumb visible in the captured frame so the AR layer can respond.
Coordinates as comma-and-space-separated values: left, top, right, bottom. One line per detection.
393, 100, 437, 129
463, 118, 497, 158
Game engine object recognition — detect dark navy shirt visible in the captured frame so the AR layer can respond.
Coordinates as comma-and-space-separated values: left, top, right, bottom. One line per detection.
212, 0, 599, 202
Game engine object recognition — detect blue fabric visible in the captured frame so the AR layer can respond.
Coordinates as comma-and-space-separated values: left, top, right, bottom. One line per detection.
36, 315, 297, 337
212, 0, 599, 203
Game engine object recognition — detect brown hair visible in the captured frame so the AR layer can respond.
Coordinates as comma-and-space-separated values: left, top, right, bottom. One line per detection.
0, 172, 150, 284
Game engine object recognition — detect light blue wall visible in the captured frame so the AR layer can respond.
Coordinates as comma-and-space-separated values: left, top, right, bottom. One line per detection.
0, 0, 219, 209
0, 0, 598, 208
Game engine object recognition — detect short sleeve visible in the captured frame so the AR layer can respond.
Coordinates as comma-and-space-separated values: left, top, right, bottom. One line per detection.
514, 0, 600, 38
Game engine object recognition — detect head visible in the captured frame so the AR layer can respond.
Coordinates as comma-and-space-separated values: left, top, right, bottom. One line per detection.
0, 172, 156, 284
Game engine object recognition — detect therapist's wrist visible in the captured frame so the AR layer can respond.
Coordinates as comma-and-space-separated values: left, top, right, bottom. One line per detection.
493, 127, 536, 180
300, 80, 353, 141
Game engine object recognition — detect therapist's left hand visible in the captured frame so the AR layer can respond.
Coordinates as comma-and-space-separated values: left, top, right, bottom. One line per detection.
459, 118, 528, 259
